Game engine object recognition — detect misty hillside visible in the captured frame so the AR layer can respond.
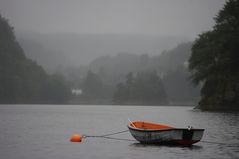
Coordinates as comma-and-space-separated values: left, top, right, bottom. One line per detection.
15, 31, 199, 105
157, 43, 200, 104
155, 43, 192, 72
0, 15, 70, 104
68, 42, 200, 105
18, 37, 70, 73
87, 43, 192, 77
16, 32, 189, 72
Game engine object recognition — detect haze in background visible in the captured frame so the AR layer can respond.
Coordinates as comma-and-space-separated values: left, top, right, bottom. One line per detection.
0, 0, 226, 68
0, 0, 225, 37
0, 0, 227, 105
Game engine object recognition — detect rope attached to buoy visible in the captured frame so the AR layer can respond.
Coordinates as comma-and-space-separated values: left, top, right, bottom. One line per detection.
70, 130, 133, 143
82, 129, 129, 138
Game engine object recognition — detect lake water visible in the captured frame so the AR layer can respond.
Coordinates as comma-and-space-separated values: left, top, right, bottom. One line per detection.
0, 105, 238, 159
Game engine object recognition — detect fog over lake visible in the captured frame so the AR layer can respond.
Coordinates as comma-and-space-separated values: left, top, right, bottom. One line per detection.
1, 0, 239, 159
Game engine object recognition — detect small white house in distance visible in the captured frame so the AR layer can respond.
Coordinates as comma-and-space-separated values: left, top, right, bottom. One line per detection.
71, 89, 82, 96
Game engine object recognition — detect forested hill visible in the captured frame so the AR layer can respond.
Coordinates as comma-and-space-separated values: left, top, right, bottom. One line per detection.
71, 42, 200, 105
0, 15, 70, 104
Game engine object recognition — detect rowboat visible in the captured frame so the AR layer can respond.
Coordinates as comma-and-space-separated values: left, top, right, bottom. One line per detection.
128, 121, 204, 146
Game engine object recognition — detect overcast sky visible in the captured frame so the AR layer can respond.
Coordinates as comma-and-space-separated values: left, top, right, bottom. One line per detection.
0, 0, 226, 38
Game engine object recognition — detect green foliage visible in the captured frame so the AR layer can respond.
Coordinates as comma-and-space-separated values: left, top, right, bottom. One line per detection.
0, 14, 70, 104
189, 0, 239, 110
114, 71, 168, 105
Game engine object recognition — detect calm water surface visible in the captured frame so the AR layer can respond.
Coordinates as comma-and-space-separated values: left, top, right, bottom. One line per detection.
0, 105, 238, 159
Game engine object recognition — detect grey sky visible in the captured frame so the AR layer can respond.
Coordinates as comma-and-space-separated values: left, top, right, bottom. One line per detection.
0, 0, 225, 38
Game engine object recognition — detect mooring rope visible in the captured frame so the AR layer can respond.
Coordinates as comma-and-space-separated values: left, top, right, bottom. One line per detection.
82, 129, 129, 138
101, 136, 136, 142
201, 140, 225, 145
201, 140, 239, 147
82, 129, 136, 142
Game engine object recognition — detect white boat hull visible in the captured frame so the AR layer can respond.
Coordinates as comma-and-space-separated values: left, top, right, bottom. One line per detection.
128, 128, 204, 145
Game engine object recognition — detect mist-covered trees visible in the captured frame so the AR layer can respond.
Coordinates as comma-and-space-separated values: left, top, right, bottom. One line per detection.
66, 42, 199, 105
189, 0, 239, 110
114, 71, 168, 105
0, 14, 70, 104
75, 70, 114, 104
81, 70, 104, 98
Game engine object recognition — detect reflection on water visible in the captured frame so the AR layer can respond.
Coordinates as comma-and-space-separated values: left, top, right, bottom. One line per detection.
0, 105, 238, 159
130, 142, 203, 150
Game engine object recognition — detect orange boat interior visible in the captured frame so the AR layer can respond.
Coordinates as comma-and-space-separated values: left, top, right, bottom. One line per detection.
129, 121, 174, 130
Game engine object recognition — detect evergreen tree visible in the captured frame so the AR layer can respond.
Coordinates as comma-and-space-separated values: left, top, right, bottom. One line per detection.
189, 0, 239, 110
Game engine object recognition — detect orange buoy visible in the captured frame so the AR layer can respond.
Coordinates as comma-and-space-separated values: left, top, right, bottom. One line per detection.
70, 134, 82, 142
